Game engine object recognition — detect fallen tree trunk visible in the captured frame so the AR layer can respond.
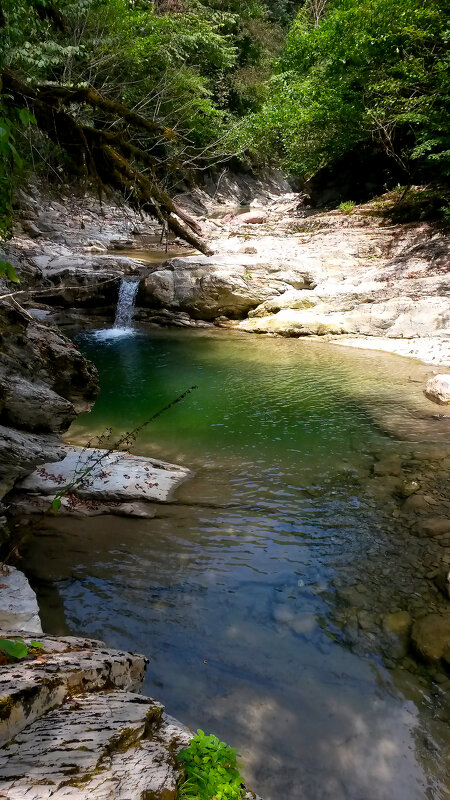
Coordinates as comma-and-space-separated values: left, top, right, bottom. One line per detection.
2, 69, 214, 255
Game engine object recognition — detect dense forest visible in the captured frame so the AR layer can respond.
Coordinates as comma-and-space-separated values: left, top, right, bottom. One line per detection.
1, 0, 448, 246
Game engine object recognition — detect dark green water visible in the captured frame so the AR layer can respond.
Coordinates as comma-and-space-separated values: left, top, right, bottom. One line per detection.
23, 328, 450, 800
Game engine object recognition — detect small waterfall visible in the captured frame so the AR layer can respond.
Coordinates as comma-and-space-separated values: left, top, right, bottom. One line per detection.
114, 278, 139, 329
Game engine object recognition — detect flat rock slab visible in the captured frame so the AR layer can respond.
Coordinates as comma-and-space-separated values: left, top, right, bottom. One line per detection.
0, 633, 147, 743
0, 567, 42, 635
0, 690, 190, 799
18, 446, 192, 504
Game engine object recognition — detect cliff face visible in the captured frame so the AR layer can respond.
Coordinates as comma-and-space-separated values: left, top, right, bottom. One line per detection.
0, 301, 98, 505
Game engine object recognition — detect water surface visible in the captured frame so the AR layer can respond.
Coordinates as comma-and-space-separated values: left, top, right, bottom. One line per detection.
23, 329, 450, 800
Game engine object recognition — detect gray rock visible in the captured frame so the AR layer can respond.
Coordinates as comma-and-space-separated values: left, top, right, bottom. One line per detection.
0, 424, 65, 499
0, 376, 74, 433
0, 566, 42, 634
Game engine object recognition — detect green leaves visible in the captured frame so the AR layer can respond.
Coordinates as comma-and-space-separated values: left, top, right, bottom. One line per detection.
0, 260, 19, 282
177, 729, 244, 800
0, 638, 29, 660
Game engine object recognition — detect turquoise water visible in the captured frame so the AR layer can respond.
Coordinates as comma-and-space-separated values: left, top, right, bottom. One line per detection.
23, 328, 450, 800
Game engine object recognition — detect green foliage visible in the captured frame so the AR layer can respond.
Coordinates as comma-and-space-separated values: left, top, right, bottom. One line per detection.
0, 637, 43, 661
177, 730, 245, 800
338, 201, 355, 213
234, 0, 450, 180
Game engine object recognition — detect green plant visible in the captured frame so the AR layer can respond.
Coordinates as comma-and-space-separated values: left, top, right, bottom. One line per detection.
177, 729, 245, 800
338, 201, 356, 213
0, 637, 43, 662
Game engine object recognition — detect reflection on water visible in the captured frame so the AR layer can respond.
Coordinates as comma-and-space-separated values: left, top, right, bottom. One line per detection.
22, 330, 450, 800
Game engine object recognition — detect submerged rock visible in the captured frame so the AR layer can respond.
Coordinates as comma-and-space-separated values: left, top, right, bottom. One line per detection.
411, 613, 450, 663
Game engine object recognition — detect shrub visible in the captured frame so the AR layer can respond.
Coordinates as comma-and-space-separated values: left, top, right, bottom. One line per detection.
177, 729, 245, 800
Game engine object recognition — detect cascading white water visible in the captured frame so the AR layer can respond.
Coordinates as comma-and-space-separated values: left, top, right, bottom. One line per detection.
114, 278, 139, 329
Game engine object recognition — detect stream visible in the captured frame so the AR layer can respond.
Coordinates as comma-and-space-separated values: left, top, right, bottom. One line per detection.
21, 327, 450, 800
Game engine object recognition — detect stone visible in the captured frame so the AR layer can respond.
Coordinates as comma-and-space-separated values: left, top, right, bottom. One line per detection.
399, 480, 420, 498
140, 254, 316, 320
0, 424, 65, 500
416, 517, 450, 537
18, 445, 192, 504
0, 566, 42, 634
0, 376, 75, 433
0, 690, 190, 799
411, 613, 450, 663
434, 569, 450, 600
235, 210, 268, 224
372, 457, 403, 477
424, 374, 450, 405
382, 610, 412, 636
0, 633, 147, 743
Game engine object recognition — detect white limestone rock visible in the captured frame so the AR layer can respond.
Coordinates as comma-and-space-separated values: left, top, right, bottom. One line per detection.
424, 373, 450, 405
0, 690, 190, 799
18, 445, 192, 504
0, 633, 147, 744
0, 567, 42, 635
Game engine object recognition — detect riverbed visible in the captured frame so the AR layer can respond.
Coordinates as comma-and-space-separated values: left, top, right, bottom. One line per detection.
21, 328, 450, 800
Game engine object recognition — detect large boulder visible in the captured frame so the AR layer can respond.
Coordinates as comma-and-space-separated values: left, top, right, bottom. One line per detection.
139, 255, 316, 320
424, 374, 450, 405
17, 445, 192, 506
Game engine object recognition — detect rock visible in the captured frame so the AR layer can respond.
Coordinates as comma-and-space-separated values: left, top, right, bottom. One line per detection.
0, 376, 74, 433
0, 567, 42, 634
21, 220, 42, 238
140, 255, 316, 320
411, 613, 450, 663
424, 374, 450, 405
399, 480, 420, 498
416, 517, 450, 537
18, 445, 192, 504
0, 425, 65, 500
0, 633, 147, 743
382, 610, 412, 635
0, 691, 189, 799
434, 569, 450, 600
235, 211, 268, 224
402, 493, 430, 513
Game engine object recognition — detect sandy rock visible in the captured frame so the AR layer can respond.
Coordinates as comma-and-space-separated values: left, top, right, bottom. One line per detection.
411, 613, 450, 663
18, 445, 192, 504
424, 374, 450, 405
0, 567, 42, 634
0, 633, 147, 743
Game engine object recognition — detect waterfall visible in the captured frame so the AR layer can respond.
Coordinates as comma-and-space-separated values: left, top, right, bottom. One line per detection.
114, 278, 139, 329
